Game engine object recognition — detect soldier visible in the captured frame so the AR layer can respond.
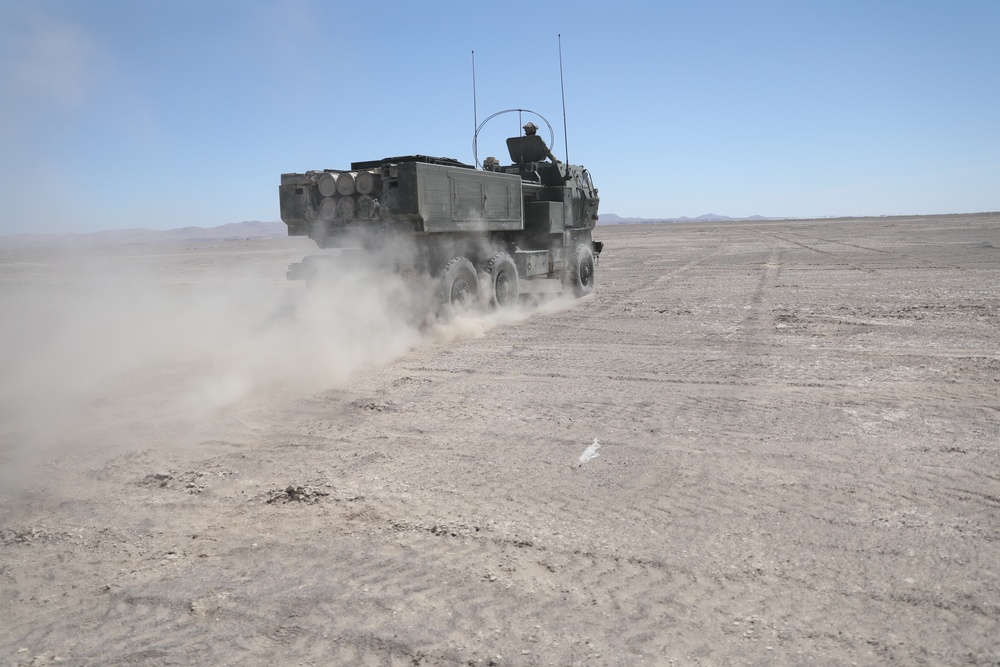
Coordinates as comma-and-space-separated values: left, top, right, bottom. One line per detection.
523, 122, 560, 163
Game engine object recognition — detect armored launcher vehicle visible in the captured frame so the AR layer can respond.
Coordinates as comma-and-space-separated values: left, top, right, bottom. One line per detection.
278, 122, 601, 309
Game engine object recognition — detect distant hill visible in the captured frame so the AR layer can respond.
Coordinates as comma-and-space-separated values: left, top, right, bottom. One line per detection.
598, 213, 786, 225
2, 214, 794, 247
0, 221, 288, 247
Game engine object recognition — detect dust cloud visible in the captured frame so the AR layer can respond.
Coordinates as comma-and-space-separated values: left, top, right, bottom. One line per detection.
0, 241, 561, 493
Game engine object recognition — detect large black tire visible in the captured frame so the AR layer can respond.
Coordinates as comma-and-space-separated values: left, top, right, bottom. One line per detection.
437, 257, 479, 309
565, 244, 595, 297
483, 252, 519, 309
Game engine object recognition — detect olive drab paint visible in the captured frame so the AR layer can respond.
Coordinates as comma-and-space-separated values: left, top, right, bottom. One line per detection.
279, 123, 602, 304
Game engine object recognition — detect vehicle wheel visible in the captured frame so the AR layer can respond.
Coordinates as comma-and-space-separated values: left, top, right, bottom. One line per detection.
565, 244, 595, 297
484, 252, 519, 309
438, 257, 479, 309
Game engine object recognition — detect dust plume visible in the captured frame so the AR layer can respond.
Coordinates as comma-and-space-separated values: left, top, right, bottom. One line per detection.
0, 240, 562, 494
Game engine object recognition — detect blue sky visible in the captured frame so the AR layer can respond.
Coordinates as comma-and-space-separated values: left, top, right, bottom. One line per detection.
1, 0, 997, 234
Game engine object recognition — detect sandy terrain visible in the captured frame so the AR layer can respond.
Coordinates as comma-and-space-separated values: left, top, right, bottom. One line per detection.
1, 214, 998, 666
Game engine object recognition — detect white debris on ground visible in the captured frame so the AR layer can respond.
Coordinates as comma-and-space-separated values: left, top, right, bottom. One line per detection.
575, 439, 601, 467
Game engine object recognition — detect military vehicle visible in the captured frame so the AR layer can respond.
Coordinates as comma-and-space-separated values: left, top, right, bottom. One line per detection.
278, 111, 601, 309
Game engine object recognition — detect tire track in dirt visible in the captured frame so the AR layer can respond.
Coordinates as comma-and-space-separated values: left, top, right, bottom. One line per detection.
593, 231, 732, 312
340, 221, 997, 663
4, 217, 1000, 666
771, 226, 976, 271
753, 229, 879, 274
648, 236, 732, 287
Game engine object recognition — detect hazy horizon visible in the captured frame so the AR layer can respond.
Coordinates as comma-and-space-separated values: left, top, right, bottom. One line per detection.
6, 210, 1000, 244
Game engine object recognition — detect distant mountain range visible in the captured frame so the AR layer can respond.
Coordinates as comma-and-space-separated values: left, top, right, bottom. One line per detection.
0, 221, 289, 247
1, 214, 790, 247
598, 213, 786, 225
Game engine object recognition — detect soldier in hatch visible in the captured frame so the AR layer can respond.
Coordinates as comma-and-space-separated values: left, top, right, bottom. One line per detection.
523, 122, 560, 163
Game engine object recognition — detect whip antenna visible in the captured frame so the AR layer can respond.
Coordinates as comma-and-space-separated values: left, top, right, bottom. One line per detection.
558, 34, 569, 166
472, 50, 478, 160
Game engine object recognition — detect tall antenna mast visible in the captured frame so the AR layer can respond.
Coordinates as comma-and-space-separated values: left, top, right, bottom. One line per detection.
558, 34, 569, 166
472, 50, 479, 155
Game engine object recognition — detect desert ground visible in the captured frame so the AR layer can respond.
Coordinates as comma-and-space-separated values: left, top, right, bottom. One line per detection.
1, 214, 998, 666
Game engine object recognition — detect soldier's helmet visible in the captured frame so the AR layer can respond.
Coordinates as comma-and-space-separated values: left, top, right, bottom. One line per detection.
483, 156, 500, 171
523, 122, 538, 135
